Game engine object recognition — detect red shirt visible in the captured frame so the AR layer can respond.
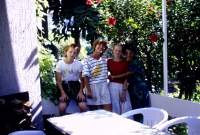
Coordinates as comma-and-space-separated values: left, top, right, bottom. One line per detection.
107, 58, 128, 84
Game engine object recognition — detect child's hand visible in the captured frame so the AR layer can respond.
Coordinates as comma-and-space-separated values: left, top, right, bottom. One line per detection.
77, 91, 86, 102
59, 93, 69, 103
120, 91, 126, 103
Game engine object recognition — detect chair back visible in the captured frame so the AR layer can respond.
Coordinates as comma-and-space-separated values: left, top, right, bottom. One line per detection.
8, 130, 46, 135
156, 116, 200, 135
121, 107, 168, 128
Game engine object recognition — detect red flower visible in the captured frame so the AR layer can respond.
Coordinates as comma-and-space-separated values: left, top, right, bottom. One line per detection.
108, 17, 116, 26
150, 34, 158, 42
166, 1, 172, 6
86, 0, 93, 5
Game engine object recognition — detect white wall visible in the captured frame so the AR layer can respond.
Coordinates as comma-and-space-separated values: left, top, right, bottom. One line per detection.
150, 93, 200, 117
42, 93, 200, 118
42, 98, 80, 115
0, 0, 43, 129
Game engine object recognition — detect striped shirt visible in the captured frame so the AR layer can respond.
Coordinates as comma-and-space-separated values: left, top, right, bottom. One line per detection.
82, 55, 108, 84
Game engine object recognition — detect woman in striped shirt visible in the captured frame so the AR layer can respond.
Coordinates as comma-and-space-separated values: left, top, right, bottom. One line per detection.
82, 39, 111, 111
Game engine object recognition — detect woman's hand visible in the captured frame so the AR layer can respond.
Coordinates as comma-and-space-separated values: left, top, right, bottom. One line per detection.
87, 90, 93, 99
59, 92, 69, 103
77, 91, 86, 102
120, 90, 126, 103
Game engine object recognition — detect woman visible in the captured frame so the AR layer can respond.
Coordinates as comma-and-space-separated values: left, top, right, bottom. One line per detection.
109, 44, 149, 122
55, 43, 87, 116
107, 44, 132, 115
82, 39, 111, 111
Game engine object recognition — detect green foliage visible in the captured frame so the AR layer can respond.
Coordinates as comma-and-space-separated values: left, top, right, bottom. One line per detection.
38, 45, 58, 105
48, 0, 102, 44
79, 47, 88, 60
97, 0, 164, 93
96, 0, 200, 97
36, 0, 49, 41
166, 0, 200, 100
36, 0, 59, 105
36, 0, 48, 21
168, 123, 188, 135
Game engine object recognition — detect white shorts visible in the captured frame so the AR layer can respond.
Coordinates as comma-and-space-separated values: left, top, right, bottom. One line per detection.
108, 82, 132, 115
86, 82, 111, 105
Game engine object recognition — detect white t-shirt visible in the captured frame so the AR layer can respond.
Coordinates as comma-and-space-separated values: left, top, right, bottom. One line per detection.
82, 55, 108, 84
55, 59, 83, 82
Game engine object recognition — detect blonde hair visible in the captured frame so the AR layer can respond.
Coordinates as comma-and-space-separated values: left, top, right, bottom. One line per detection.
64, 43, 79, 57
113, 43, 122, 50
92, 39, 108, 51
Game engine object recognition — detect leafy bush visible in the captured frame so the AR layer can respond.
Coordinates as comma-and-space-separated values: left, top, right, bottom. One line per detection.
38, 45, 58, 105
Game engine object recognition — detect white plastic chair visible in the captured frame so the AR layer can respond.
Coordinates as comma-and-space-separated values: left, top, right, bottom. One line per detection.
156, 116, 200, 135
121, 107, 168, 128
8, 130, 46, 135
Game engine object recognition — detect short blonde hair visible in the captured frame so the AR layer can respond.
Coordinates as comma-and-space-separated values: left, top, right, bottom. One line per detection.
64, 43, 79, 57
92, 39, 108, 51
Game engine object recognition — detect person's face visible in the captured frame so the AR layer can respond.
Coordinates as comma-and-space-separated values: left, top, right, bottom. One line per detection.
113, 45, 122, 58
125, 49, 134, 61
95, 43, 106, 54
65, 47, 77, 60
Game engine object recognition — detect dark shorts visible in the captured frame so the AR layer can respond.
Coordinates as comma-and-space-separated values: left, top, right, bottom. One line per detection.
57, 81, 86, 105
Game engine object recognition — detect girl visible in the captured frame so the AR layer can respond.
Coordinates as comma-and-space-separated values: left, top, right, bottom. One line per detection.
107, 44, 132, 115
55, 43, 87, 116
109, 44, 149, 122
82, 39, 111, 111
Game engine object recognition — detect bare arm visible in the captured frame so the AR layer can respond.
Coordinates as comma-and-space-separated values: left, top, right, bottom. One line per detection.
112, 71, 134, 80
77, 72, 86, 101
84, 76, 93, 99
55, 72, 68, 102
120, 78, 128, 103
123, 79, 128, 90
79, 72, 84, 93
55, 72, 65, 95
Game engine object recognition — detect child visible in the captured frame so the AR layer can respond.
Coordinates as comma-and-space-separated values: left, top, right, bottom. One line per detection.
55, 43, 87, 115
107, 44, 132, 115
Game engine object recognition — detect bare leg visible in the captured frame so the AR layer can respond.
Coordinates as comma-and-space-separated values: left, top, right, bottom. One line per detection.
102, 104, 112, 112
59, 102, 68, 116
89, 105, 98, 111
78, 102, 87, 112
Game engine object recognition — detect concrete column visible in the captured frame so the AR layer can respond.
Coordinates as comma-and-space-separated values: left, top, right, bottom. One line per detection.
0, 0, 43, 129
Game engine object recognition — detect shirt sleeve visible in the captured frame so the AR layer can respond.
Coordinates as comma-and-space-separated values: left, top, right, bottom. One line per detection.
82, 56, 90, 78
77, 61, 83, 72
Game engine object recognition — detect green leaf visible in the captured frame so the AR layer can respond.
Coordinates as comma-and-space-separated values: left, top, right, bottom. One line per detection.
74, 6, 86, 14
87, 28, 95, 35
89, 11, 99, 21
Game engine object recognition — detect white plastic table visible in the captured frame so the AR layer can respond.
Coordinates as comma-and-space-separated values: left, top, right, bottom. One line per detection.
47, 109, 169, 135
